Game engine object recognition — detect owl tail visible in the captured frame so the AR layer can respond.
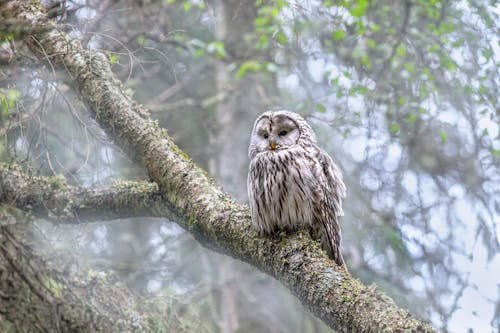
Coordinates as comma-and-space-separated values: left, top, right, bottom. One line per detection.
321, 219, 348, 273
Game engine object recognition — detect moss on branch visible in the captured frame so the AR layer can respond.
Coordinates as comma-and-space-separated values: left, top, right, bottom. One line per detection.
0, 163, 170, 222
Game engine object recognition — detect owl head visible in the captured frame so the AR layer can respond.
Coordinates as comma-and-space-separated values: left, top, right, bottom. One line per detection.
248, 110, 317, 158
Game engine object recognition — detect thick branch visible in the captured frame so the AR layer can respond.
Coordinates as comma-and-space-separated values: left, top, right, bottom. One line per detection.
0, 164, 169, 223
1, 1, 435, 332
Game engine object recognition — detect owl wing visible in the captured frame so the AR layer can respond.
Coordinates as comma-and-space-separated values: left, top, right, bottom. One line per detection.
247, 161, 261, 233
247, 158, 267, 234
313, 149, 347, 268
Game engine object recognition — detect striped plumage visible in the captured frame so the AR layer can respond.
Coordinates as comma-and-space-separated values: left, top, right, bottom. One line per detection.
247, 110, 347, 268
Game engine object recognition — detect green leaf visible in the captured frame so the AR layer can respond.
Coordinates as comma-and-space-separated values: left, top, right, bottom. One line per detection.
441, 58, 457, 72
360, 54, 372, 69
194, 48, 205, 57
315, 103, 326, 113
236, 61, 262, 79
452, 38, 465, 48
254, 16, 269, 27
490, 149, 500, 156
257, 35, 269, 49
0, 32, 15, 42
404, 62, 415, 73
349, 85, 369, 96
482, 48, 493, 60
419, 84, 428, 98
422, 67, 434, 81
109, 54, 118, 63
207, 41, 228, 59
371, 24, 381, 32
0, 89, 20, 115
396, 44, 406, 56
350, 0, 368, 17
478, 84, 488, 95
438, 22, 454, 35
429, 43, 440, 53
332, 29, 345, 41
137, 35, 146, 46
425, 7, 440, 20
464, 84, 474, 95
406, 112, 418, 124
390, 124, 400, 134
367, 38, 376, 49
6, 89, 20, 101
356, 23, 366, 36
387, 228, 407, 254
398, 97, 406, 105
324, 0, 334, 8
439, 129, 448, 144
417, 106, 427, 114
275, 30, 287, 45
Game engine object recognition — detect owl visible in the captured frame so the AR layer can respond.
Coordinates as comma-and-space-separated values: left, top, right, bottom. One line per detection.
247, 110, 347, 268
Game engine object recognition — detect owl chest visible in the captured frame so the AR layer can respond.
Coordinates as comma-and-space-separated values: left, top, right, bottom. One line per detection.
257, 153, 317, 231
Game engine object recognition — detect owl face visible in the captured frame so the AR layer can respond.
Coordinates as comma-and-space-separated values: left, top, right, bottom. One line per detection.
249, 111, 302, 156
248, 110, 317, 159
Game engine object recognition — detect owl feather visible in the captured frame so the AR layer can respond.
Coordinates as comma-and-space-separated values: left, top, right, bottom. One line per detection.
247, 110, 347, 269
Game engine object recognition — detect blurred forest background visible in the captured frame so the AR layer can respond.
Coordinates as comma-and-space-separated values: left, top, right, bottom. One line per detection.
0, 0, 498, 332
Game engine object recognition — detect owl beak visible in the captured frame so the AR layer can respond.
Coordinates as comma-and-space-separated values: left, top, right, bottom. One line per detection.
270, 140, 276, 150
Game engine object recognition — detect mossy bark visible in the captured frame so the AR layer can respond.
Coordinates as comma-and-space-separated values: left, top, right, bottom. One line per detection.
0, 164, 171, 223
0, 1, 436, 332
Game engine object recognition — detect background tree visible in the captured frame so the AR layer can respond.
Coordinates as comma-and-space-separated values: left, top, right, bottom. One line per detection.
0, 0, 498, 332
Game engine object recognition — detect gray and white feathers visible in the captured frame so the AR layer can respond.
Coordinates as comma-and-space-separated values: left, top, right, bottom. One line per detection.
247, 110, 347, 267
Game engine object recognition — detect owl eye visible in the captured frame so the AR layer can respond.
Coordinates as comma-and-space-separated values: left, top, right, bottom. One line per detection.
263, 133, 269, 139
279, 130, 288, 136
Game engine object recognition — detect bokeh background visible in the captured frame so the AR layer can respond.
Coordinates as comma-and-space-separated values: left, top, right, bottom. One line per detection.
0, 0, 498, 332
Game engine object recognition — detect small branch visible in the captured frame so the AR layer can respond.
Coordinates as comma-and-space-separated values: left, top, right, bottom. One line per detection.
81, 0, 114, 46
148, 92, 228, 112
375, 1, 412, 80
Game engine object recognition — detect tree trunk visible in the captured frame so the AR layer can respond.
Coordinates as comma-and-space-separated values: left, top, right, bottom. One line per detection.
210, 0, 272, 201
0, 1, 436, 332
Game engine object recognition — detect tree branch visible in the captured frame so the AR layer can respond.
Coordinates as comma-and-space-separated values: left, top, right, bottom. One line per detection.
0, 163, 170, 223
0, 1, 435, 332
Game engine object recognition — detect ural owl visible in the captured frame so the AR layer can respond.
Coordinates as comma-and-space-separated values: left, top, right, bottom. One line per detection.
247, 110, 347, 268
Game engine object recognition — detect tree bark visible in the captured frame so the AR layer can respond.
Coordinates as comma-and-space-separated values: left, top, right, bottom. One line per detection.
0, 1, 436, 332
